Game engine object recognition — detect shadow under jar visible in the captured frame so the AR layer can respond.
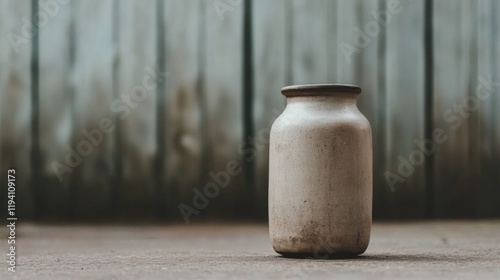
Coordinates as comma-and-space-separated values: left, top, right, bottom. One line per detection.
269, 84, 372, 258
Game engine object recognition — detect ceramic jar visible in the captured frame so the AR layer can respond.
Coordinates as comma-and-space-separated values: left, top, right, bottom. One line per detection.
269, 84, 372, 258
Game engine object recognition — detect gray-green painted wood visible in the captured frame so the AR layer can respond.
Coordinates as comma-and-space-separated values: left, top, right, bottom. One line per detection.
433, 0, 477, 217
252, 0, 287, 216
476, 0, 500, 217
117, 0, 158, 216
0, 0, 33, 218
70, 0, 115, 218
384, 0, 426, 218
163, 0, 204, 215
38, 0, 73, 216
203, 0, 245, 217
0, 0, 499, 220
336, 0, 389, 217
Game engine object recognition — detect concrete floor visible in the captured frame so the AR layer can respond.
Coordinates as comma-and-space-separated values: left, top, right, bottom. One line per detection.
1, 221, 499, 279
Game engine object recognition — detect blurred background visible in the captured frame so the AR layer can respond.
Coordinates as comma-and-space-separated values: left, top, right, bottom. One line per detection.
0, 0, 499, 222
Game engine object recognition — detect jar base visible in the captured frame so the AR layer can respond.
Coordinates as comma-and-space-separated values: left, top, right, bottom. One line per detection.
277, 250, 364, 259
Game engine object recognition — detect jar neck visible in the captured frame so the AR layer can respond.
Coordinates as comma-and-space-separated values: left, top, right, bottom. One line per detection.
286, 95, 358, 111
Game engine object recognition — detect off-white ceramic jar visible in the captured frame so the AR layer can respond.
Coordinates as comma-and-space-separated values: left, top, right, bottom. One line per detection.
269, 84, 372, 258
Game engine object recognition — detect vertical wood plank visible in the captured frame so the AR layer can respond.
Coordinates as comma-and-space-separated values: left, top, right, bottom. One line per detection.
117, 0, 157, 218
71, 0, 115, 218
291, 0, 331, 84
493, 1, 500, 215
252, 0, 287, 218
242, 0, 255, 214
0, 0, 33, 218
492, 1, 500, 215
38, 0, 73, 217
433, 0, 476, 217
153, 0, 167, 218
203, 0, 245, 217
336, 0, 363, 84
30, 0, 42, 219
476, 0, 500, 216
423, 0, 434, 217
163, 0, 204, 218
336, 0, 389, 218
384, 0, 426, 218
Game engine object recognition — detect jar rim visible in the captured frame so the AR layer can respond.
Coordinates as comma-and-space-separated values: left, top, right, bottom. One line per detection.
281, 84, 362, 97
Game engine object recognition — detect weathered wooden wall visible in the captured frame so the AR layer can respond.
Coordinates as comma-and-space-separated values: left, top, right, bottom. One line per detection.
0, 0, 499, 221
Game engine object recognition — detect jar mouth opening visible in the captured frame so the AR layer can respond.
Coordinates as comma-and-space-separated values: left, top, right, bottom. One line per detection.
281, 84, 362, 97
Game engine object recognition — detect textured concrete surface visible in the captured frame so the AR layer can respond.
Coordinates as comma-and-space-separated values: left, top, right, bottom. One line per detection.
1, 221, 499, 279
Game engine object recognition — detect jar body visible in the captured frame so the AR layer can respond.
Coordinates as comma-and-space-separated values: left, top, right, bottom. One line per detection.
269, 92, 372, 258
